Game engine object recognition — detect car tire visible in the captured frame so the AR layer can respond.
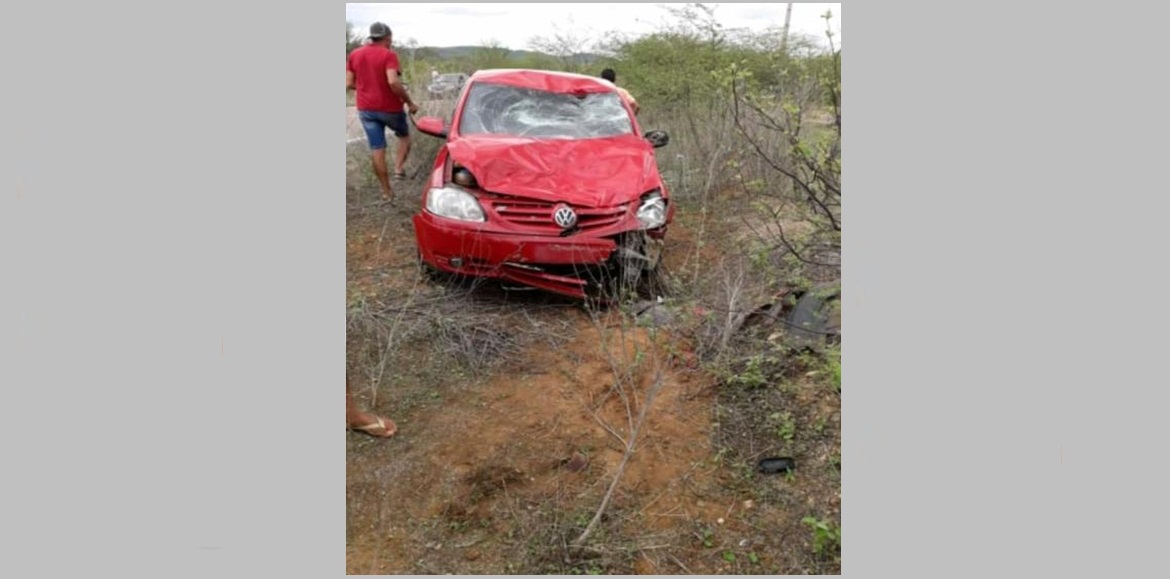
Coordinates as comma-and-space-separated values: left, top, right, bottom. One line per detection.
609, 233, 665, 301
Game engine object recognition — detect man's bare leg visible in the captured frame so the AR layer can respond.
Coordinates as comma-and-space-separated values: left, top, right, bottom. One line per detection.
394, 135, 411, 177
370, 147, 393, 202
347, 381, 397, 437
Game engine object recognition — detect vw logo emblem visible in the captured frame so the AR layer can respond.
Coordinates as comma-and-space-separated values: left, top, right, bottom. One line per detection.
552, 203, 578, 229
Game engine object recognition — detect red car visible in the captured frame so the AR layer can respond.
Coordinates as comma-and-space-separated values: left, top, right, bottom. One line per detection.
411, 69, 674, 300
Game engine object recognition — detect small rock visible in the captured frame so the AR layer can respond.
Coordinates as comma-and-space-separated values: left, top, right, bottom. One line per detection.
717, 517, 725, 525
564, 453, 589, 472
628, 299, 656, 316
743, 500, 754, 510
636, 303, 675, 327
465, 549, 481, 561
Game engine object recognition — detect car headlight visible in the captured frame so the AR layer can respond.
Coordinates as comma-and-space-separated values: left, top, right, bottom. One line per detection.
426, 186, 486, 222
636, 191, 667, 229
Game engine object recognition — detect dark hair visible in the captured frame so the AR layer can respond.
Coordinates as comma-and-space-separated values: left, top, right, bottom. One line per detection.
600, 68, 616, 83
369, 22, 392, 41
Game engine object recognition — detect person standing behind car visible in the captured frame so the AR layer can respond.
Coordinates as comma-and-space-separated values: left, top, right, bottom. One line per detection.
346, 22, 419, 202
600, 68, 639, 115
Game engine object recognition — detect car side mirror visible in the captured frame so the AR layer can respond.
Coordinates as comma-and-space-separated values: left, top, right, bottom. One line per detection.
644, 130, 669, 148
415, 116, 448, 138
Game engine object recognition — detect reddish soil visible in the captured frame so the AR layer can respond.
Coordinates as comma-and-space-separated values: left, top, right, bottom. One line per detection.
346, 135, 841, 575
346, 294, 725, 573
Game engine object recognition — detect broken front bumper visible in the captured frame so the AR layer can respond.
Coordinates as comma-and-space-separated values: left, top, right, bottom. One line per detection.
412, 212, 662, 298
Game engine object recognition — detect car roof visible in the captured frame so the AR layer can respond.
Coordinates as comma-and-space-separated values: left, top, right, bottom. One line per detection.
466, 69, 617, 94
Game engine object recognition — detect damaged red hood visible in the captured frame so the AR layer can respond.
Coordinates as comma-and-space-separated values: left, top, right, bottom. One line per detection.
446, 134, 660, 207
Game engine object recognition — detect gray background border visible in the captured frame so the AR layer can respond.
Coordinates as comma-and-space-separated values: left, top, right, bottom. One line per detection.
1, 2, 1164, 577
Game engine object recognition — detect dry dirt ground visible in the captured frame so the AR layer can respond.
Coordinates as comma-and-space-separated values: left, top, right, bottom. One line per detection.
345, 128, 841, 574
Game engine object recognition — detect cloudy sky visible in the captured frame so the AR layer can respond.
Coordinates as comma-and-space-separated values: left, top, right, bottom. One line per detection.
345, 3, 841, 51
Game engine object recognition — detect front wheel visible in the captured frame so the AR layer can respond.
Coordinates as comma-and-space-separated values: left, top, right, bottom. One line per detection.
608, 232, 666, 301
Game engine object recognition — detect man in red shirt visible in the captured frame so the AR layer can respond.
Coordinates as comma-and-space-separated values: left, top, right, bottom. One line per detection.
346, 22, 419, 203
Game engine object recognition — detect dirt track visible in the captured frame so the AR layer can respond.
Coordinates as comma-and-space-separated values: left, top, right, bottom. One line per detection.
345, 107, 363, 143
346, 101, 456, 145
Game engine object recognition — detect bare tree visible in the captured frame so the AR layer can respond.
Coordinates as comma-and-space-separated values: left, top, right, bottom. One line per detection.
528, 17, 594, 70
726, 11, 841, 275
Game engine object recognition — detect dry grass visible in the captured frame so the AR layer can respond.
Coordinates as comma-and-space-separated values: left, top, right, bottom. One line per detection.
345, 83, 842, 574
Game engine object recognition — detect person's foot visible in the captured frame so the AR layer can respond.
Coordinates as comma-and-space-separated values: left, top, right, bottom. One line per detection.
380, 187, 394, 204
393, 171, 407, 180
350, 414, 397, 438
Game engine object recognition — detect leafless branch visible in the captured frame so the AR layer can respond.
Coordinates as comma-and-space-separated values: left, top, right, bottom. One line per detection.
573, 367, 666, 547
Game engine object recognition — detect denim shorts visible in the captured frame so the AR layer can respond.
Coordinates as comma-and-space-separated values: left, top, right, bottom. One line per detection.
358, 110, 409, 150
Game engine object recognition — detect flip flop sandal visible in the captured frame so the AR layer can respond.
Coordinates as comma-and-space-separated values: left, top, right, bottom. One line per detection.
393, 172, 408, 180
350, 416, 397, 438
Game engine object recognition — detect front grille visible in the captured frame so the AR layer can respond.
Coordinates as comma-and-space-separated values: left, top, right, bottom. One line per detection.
485, 195, 629, 234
